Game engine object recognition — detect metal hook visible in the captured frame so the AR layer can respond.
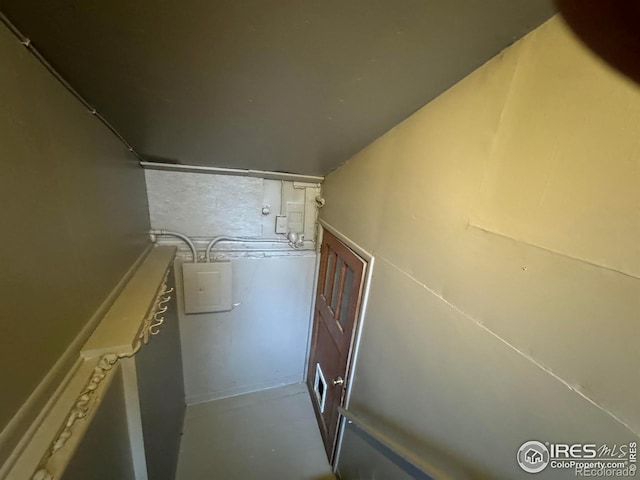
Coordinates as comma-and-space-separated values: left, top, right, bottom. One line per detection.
149, 316, 164, 335
154, 306, 167, 320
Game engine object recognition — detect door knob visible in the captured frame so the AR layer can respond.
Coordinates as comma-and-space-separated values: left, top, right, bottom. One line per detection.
332, 376, 344, 386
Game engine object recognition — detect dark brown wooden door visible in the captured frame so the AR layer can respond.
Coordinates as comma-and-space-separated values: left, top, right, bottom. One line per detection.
307, 229, 366, 460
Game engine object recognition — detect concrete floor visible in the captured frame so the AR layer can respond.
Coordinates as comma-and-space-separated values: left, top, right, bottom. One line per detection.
176, 383, 336, 480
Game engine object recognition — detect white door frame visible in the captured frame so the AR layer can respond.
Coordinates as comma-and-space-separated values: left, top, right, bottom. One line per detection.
304, 219, 375, 467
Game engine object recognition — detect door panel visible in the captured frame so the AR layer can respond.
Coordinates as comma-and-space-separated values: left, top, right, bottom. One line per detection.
307, 229, 366, 460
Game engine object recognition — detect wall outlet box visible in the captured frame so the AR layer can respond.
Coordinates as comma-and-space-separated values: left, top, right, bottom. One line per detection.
182, 262, 232, 314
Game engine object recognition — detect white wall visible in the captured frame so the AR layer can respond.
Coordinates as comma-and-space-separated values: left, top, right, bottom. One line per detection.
175, 254, 316, 404
145, 169, 320, 403
323, 16, 640, 479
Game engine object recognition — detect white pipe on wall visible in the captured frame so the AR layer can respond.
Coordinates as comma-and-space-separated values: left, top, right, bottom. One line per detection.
149, 230, 198, 262
150, 230, 300, 263
205, 236, 289, 263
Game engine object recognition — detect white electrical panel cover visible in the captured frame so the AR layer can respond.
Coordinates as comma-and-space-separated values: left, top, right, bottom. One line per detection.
182, 262, 233, 314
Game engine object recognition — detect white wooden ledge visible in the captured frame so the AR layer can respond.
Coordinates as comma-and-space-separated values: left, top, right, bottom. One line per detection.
82, 246, 176, 358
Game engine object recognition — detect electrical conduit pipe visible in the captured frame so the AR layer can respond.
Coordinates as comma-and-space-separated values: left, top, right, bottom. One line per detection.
149, 229, 198, 262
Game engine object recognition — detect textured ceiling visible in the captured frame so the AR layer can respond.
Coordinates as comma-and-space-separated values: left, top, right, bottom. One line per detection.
1, 0, 555, 176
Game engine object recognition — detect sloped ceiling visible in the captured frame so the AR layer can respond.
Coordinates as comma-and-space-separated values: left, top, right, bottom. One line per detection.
0, 0, 555, 176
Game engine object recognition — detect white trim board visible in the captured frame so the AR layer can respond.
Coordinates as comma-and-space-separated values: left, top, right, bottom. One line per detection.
302, 226, 324, 380
185, 375, 304, 406
5, 357, 110, 480
121, 357, 149, 480
140, 161, 324, 184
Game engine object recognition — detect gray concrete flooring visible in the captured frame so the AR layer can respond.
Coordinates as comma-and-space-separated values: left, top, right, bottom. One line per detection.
176, 383, 335, 480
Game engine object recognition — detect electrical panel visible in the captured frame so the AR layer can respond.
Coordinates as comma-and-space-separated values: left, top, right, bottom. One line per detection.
182, 262, 233, 314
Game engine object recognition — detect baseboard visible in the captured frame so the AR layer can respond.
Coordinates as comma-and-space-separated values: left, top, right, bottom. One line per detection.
185, 375, 304, 406
0, 244, 152, 478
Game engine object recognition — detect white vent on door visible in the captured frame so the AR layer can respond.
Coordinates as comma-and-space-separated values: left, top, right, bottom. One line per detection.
313, 363, 327, 413
182, 262, 232, 314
